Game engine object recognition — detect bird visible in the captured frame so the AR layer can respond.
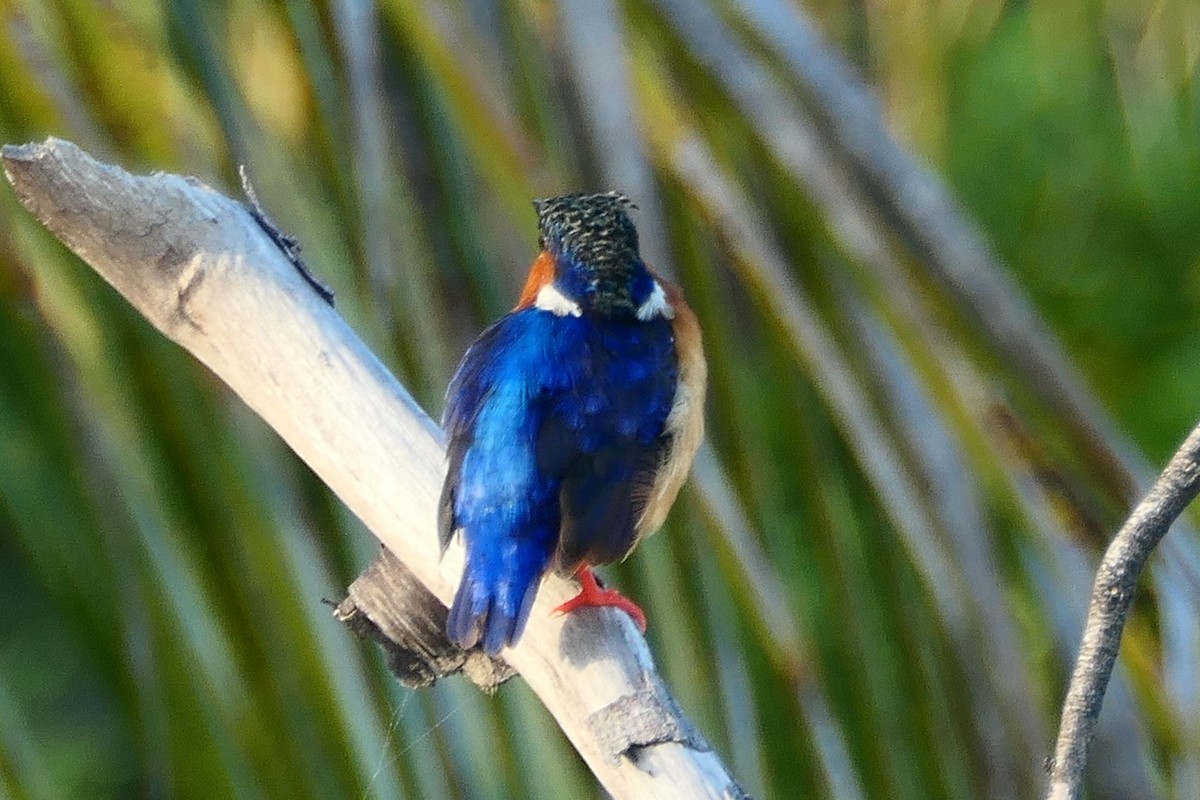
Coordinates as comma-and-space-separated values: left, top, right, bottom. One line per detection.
438, 191, 706, 655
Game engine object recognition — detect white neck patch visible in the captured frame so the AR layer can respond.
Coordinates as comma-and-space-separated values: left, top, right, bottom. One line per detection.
636, 281, 675, 321
534, 283, 582, 317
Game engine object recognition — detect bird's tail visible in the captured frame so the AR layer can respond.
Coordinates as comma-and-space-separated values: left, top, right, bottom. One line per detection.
447, 537, 549, 654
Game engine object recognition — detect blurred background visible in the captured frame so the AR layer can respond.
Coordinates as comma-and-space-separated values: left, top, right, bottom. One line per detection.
1, 0, 1199, 798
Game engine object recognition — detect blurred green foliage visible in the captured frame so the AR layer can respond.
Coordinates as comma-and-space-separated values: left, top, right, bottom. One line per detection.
1, 1, 1199, 798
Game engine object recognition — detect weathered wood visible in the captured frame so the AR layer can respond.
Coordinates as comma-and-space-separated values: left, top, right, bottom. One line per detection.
333, 546, 513, 691
3, 137, 743, 798
1046, 423, 1200, 800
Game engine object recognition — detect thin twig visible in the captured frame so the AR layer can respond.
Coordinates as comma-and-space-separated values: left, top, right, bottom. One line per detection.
239, 164, 334, 306
1047, 422, 1200, 799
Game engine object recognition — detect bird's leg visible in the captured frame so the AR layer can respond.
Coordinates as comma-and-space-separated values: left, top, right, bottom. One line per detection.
553, 565, 647, 632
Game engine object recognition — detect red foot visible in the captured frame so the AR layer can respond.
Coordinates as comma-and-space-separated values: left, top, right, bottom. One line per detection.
553, 566, 647, 632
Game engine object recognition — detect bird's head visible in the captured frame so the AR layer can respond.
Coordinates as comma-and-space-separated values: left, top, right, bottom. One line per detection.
532, 191, 657, 317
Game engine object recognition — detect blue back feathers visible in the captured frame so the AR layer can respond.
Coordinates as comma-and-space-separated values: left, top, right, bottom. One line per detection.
439, 191, 681, 653
440, 308, 677, 652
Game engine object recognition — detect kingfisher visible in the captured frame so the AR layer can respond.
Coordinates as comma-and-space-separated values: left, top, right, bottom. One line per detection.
438, 192, 707, 654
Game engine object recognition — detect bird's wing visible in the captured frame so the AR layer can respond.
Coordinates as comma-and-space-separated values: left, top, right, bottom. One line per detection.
438, 317, 515, 552
547, 314, 681, 570
553, 439, 670, 570
438, 309, 580, 549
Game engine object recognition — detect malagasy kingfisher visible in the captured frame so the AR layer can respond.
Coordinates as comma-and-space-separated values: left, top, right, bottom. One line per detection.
438, 192, 707, 654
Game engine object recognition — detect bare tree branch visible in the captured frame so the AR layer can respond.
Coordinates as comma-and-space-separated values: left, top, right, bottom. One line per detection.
2, 137, 744, 800
1047, 423, 1200, 799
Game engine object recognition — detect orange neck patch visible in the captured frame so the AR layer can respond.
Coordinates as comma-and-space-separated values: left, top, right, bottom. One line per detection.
515, 250, 557, 310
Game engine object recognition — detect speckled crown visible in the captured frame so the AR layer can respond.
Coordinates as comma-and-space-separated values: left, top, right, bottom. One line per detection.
533, 192, 644, 314
533, 192, 640, 270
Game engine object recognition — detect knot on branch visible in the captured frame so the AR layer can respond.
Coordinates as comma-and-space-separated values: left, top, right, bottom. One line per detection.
588, 672, 711, 763
334, 546, 513, 691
